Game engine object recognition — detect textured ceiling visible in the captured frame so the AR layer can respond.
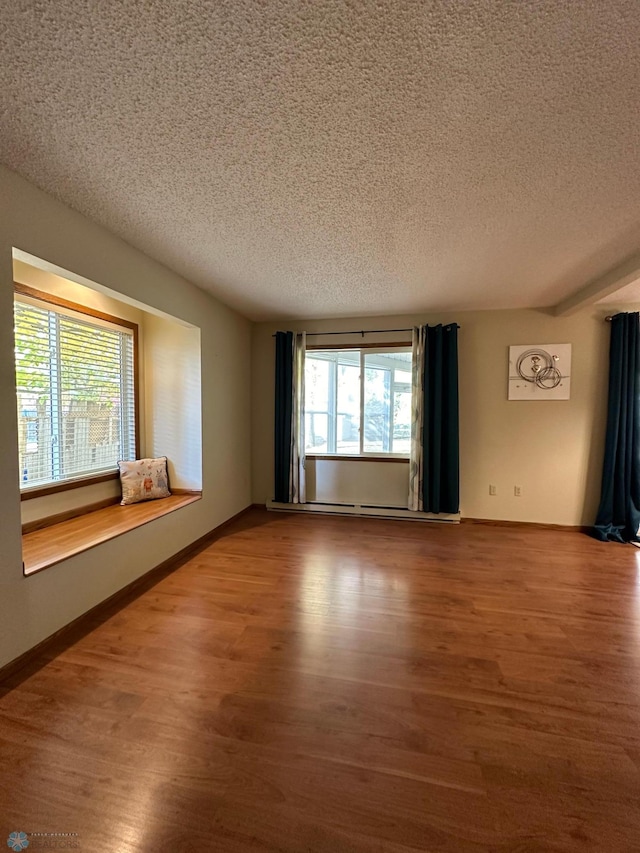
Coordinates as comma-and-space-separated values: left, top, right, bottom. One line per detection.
1, 1, 640, 321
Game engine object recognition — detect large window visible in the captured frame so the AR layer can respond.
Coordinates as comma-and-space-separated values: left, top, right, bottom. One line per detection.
14, 286, 137, 492
305, 348, 412, 456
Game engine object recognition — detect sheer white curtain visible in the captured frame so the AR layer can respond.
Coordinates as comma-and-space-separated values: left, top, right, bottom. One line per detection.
408, 326, 425, 510
289, 332, 306, 503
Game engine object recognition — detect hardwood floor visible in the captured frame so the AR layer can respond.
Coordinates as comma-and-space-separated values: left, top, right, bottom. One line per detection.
2, 508, 640, 851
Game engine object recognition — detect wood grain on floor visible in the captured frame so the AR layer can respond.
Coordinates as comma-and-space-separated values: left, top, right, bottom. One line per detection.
2, 508, 640, 851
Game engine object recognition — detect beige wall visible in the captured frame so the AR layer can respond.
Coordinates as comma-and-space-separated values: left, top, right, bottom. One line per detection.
307, 458, 410, 507
13, 259, 146, 325
143, 313, 202, 490
0, 164, 251, 668
252, 307, 632, 526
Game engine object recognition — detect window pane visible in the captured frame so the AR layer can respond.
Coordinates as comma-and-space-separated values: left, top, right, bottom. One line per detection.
305, 348, 412, 457
15, 302, 53, 486
59, 317, 126, 478
305, 411, 328, 453
15, 297, 136, 489
392, 390, 412, 454
305, 355, 330, 412
304, 355, 331, 453
390, 352, 413, 453
363, 363, 391, 452
336, 361, 360, 454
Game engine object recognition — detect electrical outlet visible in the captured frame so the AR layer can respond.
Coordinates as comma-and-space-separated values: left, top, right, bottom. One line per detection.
514, 485, 522, 497
489, 484, 497, 496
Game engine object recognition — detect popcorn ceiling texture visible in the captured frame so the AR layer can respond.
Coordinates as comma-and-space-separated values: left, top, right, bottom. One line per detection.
1, 0, 639, 320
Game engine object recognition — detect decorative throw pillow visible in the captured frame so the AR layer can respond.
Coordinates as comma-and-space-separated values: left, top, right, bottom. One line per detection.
118, 457, 171, 505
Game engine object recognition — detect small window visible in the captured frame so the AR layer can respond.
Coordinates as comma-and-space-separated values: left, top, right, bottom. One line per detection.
14, 286, 137, 492
304, 348, 412, 456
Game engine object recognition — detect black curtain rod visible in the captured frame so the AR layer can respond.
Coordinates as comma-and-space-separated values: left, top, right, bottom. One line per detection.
272, 325, 459, 338
307, 328, 413, 337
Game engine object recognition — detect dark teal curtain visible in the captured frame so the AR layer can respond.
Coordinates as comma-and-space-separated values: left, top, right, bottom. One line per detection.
422, 323, 459, 513
274, 331, 293, 502
594, 313, 640, 542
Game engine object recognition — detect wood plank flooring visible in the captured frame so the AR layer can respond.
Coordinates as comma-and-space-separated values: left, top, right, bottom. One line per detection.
2, 508, 640, 851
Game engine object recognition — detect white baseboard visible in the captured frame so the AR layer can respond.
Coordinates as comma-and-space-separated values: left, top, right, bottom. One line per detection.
266, 500, 460, 524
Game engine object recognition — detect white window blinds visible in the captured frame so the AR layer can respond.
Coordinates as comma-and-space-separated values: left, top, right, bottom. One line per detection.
14, 296, 136, 489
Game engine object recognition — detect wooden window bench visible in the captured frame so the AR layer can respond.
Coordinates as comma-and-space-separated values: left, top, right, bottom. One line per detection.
22, 493, 201, 576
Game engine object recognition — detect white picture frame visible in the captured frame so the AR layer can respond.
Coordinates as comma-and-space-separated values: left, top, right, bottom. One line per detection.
508, 344, 571, 400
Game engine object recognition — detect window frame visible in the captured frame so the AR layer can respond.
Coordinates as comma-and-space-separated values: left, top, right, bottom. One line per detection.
14, 283, 140, 500
305, 341, 412, 461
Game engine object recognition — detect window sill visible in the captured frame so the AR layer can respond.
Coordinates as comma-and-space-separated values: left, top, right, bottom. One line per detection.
22, 493, 201, 576
20, 471, 120, 500
306, 454, 410, 463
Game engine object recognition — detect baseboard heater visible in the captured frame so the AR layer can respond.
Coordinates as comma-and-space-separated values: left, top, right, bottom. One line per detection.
266, 500, 460, 524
